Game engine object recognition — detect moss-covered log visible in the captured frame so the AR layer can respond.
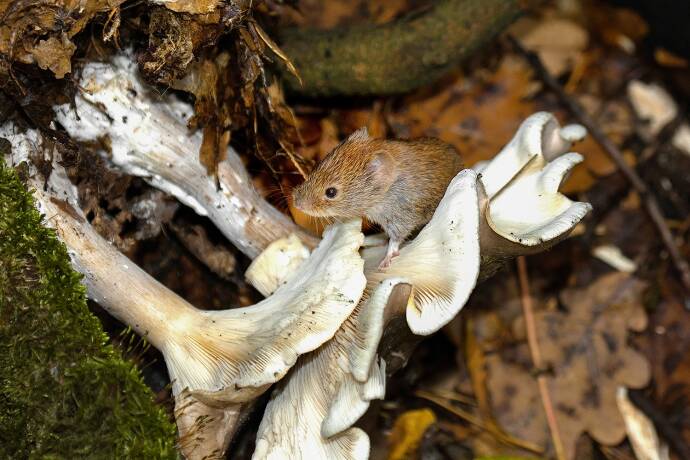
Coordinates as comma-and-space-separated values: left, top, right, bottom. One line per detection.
278, 0, 539, 97
0, 156, 177, 458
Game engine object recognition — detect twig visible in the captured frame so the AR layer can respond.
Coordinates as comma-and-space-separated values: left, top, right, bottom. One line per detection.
510, 36, 690, 296
517, 256, 566, 460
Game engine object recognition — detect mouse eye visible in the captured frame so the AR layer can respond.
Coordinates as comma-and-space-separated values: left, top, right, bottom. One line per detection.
325, 187, 338, 199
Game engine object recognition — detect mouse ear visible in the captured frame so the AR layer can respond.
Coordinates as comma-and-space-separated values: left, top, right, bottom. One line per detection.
366, 151, 395, 184
347, 127, 369, 141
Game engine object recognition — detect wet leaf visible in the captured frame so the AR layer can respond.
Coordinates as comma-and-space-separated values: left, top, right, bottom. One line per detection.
388, 408, 437, 460
483, 273, 651, 459
388, 55, 537, 168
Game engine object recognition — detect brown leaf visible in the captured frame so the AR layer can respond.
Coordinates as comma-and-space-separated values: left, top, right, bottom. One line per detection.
388, 408, 437, 460
0, 0, 125, 78
156, 0, 220, 14
517, 18, 589, 77
30, 35, 76, 79
199, 125, 228, 176
388, 55, 537, 168
483, 273, 651, 459
250, 20, 302, 86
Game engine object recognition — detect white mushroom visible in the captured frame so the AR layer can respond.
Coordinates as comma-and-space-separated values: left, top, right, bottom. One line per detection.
5, 104, 593, 460
53, 52, 318, 258
247, 174, 481, 459
1, 124, 366, 460
245, 233, 311, 297
476, 111, 586, 197
253, 279, 412, 460
616, 387, 670, 460
477, 113, 592, 266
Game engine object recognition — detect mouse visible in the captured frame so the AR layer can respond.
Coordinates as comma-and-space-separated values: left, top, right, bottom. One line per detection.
291, 127, 463, 269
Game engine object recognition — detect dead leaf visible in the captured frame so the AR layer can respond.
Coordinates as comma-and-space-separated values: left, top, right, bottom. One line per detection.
140, 8, 203, 84
654, 48, 688, 68
627, 80, 678, 139
388, 408, 437, 460
518, 18, 589, 77
388, 55, 537, 168
250, 20, 302, 86
0, 0, 125, 78
30, 35, 76, 79
482, 273, 651, 459
587, 6, 649, 52
155, 0, 220, 14
294, 116, 337, 162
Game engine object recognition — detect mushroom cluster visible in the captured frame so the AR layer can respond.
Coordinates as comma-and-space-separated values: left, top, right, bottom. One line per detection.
2, 53, 591, 460
248, 112, 592, 460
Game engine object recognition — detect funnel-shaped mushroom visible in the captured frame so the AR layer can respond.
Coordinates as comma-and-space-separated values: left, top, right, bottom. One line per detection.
476, 112, 592, 264
1, 125, 366, 459
483, 152, 591, 249
165, 217, 366, 403
476, 111, 586, 197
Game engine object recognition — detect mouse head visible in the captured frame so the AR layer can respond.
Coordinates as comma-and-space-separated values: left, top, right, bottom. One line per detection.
292, 127, 396, 218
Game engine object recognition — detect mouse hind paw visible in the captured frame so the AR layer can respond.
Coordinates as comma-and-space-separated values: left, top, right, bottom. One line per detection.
378, 240, 401, 270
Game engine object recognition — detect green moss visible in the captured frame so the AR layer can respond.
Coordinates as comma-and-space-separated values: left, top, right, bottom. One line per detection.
0, 156, 178, 459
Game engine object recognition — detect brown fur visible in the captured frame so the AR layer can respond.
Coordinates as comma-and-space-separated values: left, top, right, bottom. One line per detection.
292, 128, 463, 243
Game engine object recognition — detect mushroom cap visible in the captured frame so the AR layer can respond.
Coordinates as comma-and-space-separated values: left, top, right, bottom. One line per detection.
475, 113, 592, 252
164, 219, 367, 402
245, 233, 311, 297
478, 111, 586, 198
363, 169, 481, 335
485, 152, 592, 247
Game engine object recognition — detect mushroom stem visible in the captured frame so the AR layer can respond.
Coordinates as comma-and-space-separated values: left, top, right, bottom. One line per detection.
175, 392, 243, 460
53, 53, 318, 258
33, 181, 192, 350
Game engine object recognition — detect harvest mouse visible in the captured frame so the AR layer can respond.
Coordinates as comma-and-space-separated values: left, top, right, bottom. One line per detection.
292, 127, 463, 269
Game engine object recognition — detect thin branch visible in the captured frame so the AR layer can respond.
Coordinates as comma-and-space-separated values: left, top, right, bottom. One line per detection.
510, 36, 690, 296
517, 256, 566, 460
